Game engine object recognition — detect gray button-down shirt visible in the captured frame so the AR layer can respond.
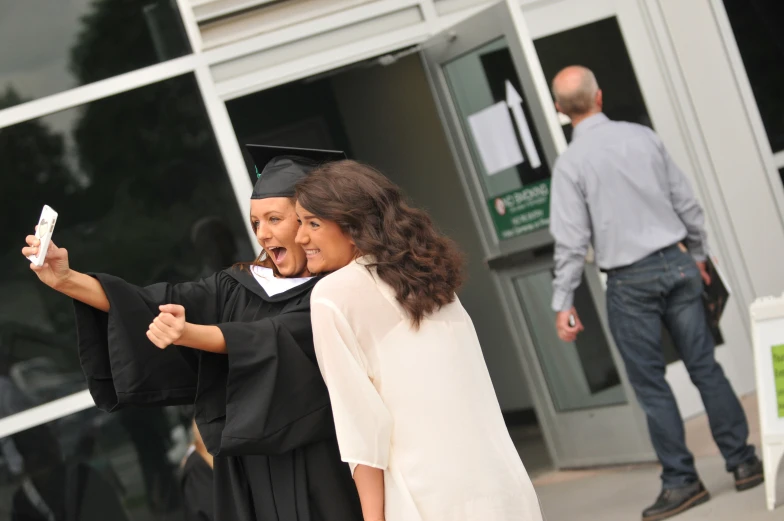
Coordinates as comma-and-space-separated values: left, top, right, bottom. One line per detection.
549, 113, 707, 312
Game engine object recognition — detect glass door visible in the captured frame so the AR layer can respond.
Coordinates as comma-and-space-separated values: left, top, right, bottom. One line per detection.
500, 256, 653, 467
421, 0, 655, 467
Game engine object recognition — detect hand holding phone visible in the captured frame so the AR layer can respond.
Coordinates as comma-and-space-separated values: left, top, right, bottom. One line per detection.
22, 207, 75, 293
27, 205, 58, 267
556, 309, 583, 343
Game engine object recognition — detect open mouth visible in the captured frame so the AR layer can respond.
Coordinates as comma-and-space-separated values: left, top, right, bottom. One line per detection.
267, 246, 288, 264
305, 249, 320, 258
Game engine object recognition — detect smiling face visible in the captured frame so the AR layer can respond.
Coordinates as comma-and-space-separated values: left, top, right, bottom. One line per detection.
294, 200, 357, 274
250, 197, 309, 278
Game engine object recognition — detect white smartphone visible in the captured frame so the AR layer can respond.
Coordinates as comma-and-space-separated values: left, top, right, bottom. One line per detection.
28, 205, 58, 267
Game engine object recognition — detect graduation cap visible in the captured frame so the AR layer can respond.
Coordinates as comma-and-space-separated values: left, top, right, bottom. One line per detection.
245, 144, 346, 200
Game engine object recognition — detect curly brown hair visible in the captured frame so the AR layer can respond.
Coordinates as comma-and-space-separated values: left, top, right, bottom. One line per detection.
295, 160, 464, 328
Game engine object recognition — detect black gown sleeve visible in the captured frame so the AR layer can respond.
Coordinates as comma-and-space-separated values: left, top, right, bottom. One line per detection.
74, 272, 233, 411
215, 306, 336, 456
180, 453, 214, 521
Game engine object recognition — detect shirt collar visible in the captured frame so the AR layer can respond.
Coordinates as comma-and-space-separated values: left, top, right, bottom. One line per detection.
571, 112, 609, 141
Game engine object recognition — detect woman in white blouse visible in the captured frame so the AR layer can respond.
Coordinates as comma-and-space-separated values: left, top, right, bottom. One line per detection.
294, 161, 544, 521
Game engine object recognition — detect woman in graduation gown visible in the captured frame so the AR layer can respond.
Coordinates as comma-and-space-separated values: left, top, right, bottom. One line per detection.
21, 146, 363, 521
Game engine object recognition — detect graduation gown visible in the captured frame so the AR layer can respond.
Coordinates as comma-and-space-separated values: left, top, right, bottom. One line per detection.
180, 449, 214, 521
73, 268, 362, 521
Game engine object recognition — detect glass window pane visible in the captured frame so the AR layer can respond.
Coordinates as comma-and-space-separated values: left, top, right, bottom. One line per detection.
0, 0, 190, 109
722, 0, 784, 153
443, 38, 551, 201
0, 404, 194, 519
513, 268, 627, 413
0, 74, 253, 412
533, 17, 653, 143
225, 77, 354, 186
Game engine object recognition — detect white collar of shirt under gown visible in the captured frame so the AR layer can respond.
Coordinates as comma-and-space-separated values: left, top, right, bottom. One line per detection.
250, 265, 313, 296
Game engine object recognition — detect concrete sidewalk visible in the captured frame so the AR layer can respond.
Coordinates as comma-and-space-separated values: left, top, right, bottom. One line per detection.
530, 394, 783, 520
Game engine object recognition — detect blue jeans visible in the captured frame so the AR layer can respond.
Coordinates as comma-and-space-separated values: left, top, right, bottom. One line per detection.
605, 245, 754, 488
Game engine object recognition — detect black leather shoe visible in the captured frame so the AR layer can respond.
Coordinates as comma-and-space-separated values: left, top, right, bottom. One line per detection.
733, 457, 764, 491
642, 481, 710, 521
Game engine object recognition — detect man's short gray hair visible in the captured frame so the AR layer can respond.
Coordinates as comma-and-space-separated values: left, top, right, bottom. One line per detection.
552, 66, 599, 117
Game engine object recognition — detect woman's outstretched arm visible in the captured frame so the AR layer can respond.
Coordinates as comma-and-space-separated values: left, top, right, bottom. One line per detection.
22, 235, 110, 312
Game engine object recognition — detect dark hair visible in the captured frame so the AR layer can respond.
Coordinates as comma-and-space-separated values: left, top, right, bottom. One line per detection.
296, 160, 464, 328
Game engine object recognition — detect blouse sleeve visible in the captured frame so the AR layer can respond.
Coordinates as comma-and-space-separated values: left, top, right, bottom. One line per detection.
310, 298, 392, 475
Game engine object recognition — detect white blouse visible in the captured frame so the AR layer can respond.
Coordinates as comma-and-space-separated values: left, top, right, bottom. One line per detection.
310, 259, 544, 521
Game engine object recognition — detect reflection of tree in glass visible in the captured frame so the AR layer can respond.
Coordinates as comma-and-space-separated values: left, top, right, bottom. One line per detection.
2, 1, 245, 341
0, 375, 131, 521
0, 88, 86, 342
0, 87, 76, 255
69, 0, 190, 85
1, 7, 215, 516
64, 1, 242, 286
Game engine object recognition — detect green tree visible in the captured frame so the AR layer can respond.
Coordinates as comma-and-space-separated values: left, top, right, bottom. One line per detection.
64, 0, 246, 284
0, 87, 75, 250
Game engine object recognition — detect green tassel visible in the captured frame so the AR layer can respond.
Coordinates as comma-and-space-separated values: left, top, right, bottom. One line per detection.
255, 165, 261, 179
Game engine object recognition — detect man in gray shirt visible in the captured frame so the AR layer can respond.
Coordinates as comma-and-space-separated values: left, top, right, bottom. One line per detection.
549, 66, 761, 521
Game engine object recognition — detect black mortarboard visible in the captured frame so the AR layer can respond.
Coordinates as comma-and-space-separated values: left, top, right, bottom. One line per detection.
246, 145, 346, 200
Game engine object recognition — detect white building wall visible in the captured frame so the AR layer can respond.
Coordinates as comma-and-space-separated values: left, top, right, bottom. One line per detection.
654, 0, 784, 302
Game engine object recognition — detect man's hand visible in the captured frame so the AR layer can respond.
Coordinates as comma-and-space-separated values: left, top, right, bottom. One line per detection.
696, 261, 711, 286
147, 304, 186, 349
556, 307, 584, 343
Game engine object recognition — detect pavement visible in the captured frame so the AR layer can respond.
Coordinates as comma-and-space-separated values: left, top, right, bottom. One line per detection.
515, 394, 784, 520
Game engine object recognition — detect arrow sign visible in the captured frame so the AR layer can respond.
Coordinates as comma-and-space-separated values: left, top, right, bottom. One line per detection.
505, 80, 542, 169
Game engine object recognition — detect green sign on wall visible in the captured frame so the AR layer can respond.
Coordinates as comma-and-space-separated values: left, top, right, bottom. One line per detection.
487, 178, 551, 241
773, 344, 784, 418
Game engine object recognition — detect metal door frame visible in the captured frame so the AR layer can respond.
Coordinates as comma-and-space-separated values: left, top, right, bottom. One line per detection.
420, 0, 655, 468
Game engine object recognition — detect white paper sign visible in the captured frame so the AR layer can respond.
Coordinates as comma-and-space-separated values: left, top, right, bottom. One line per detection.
467, 101, 523, 176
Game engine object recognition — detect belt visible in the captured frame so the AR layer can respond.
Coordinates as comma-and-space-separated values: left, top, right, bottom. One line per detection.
600, 242, 685, 275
